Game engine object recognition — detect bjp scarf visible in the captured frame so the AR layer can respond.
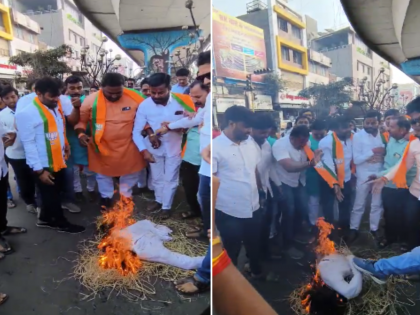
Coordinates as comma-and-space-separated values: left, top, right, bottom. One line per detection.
173, 93, 196, 158
33, 97, 68, 172
331, 132, 355, 188
391, 134, 417, 188
303, 145, 338, 188
92, 88, 146, 154
381, 131, 389, 145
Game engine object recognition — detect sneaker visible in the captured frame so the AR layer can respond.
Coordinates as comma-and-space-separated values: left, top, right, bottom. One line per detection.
75, 192, 85, 203
36, 220, 59, 230
352, 257, 387, 285
57, 223, 85, 234
26, 204, 37, 214
287, 246, 304, 260
62, 202, 81, 213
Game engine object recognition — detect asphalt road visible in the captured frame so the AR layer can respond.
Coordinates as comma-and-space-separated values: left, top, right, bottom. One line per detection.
0, 175, 209, 315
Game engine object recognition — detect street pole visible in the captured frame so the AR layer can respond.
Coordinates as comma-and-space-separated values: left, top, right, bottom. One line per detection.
244, 68, 273, 112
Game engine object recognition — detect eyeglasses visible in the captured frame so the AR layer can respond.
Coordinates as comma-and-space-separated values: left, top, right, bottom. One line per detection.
196, 72, 211, 82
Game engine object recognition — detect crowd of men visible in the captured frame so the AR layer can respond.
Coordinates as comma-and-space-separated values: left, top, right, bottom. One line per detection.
0, 51, 212, 305
213, 102, 420, 279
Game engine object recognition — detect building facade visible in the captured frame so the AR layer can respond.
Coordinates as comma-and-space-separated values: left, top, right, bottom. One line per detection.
238, 0, 310, 120
15, 0, 103, 72
312, 27, 392, 99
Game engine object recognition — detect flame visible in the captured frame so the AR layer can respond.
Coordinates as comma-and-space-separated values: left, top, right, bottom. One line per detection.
301, 217, 336, 313
97, 197, 142, 276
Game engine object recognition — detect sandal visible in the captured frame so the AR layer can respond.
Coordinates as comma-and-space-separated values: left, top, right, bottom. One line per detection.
0, 236, 12, 255
1, 226, 27, 236
0, 293, 8, 306
174, 276, 210, 295
181, 211, 201, 219
7, 199, 16, 209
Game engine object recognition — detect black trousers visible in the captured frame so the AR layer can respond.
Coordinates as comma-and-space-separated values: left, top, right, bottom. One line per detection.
382, 187, 409, 243
35, 169, 66, 223
320, 179, 353, 229
180, 161, 201, 216
215, 208, 263, 275
8, 158, 36, 206
402, 192, 420, 250
0, 172, 8, 231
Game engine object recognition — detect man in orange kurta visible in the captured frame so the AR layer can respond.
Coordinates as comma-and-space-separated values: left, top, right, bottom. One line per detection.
75, 73, 146, 208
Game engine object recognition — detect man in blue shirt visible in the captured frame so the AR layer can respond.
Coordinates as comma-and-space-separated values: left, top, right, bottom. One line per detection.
171, 68, 190, 94
368, 116, 415, 249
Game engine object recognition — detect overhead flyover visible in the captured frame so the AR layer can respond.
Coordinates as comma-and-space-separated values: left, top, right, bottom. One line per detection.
341, 0, 420, 83
73, 0, 210, 73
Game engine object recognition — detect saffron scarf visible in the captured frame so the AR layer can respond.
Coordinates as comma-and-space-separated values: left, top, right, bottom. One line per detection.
92, 88, 146, 154
381, 132, 389, 145
331, 132, 355, 188
33, 97, 67, 172
173, 93, 196, 158
303, 145, 338, 188
171, 92, 195, 113
392, 134, 417, 188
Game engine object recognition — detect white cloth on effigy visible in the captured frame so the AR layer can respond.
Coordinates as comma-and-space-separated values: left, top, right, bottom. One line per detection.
318, 254, 362, 299
123, 220, 204, 270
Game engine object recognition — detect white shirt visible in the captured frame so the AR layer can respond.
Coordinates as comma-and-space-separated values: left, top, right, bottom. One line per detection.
319, 134, 353, 183
352, 129, 384, 181
272, 136, 307, 187
254, 138, 282, 197
0, 123, 8, 178
0, 107, 25, 159
167, 93, 212, 177
132, 95, 185, 157
15, 95, 73, 171
213, 133, 261, 218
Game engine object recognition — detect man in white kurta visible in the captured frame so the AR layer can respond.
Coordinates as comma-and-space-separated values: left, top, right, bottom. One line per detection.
349, 111, 385, 243
132, 73, 185, 218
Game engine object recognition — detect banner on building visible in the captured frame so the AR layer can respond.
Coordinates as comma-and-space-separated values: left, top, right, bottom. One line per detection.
215, 98, 246, 113
212, 7, 267, 82
279, 91, 311, 106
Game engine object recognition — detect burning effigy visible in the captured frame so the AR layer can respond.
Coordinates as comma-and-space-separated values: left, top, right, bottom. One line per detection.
73, 197, 207, 301
289, 218, 414, 315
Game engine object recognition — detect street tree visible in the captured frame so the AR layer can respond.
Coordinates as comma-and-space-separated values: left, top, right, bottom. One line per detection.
299, 77, 354, 118
262, 72, 284, 103
357, 68, 398, 111
9, 45, 72, 81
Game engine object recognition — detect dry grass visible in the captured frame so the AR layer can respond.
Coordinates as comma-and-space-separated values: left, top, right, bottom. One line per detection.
73, 216, 207, 302
289, 244, 416, 315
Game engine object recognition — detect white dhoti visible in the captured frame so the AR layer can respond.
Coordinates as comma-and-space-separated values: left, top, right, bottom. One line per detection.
149, 154, 182, 210
73, 166, 96, 193
96, 170, 142, 199
350, 179, 383, 232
